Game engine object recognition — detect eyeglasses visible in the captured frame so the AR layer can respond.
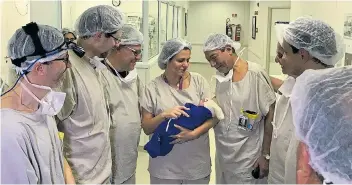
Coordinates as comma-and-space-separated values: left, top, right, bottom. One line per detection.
107, 34, 121, 43
51, 54, 70, 66
64, 38, 76, 42
125, 46, 142, 57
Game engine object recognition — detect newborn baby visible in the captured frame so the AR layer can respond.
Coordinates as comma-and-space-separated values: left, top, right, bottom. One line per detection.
144, 98, 224, 158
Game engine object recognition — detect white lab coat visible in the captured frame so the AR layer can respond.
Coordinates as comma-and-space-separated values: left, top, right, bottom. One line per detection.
284, 135, 299, 184
100, 62, 143, 184
1, 109, 65, 184
56, 51, 112, 184
214, 61, 276, 184
268, 77, 295, 184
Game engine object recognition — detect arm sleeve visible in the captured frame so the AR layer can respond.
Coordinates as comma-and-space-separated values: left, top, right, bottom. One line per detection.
140, 83, 155, 114
56, 68, 77, 121
1, 124, 37, 183
257, 71, 276, 116
196, 74, 212, 100
136, 76, 145, 102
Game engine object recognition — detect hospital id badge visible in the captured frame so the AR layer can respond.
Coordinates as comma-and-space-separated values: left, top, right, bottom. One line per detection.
238, 114, 250, 131
238, 109, 257, 131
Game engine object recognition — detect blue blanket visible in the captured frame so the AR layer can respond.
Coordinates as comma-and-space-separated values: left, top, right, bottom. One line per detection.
144, 103, 213, 158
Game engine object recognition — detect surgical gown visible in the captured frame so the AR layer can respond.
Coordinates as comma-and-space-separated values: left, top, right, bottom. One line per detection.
1, 109, 65, 184
100, 63, 143, 184
56, 50, 112, 184
284, 134, 299, 184
268, 77, 295, 184
140, 72, 212, 181
214, 61, 276, 184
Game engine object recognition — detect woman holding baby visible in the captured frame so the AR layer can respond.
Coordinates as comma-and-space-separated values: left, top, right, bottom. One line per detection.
140, 38, 216, 184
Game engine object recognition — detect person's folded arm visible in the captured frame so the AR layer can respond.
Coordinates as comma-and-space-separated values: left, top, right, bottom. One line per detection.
142, 105, 190, 135
192, 118, 217, 138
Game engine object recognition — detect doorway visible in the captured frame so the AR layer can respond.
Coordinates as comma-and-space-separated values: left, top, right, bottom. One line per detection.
266, 8, 290, 77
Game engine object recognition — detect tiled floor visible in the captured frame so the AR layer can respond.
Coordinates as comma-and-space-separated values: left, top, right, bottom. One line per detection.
135, 129, 217, 184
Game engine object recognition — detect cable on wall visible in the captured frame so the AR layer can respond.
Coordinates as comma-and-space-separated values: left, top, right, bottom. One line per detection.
14, 0, 29, 16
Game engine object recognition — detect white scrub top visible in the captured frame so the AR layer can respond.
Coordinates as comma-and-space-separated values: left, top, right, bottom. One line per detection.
141, 72, 212, 180
284, 134, 299, 184
1, 109, 65, 184
214, 61, 276, 181
56, 50, 112, 184
268, 77, 295, 184
100, 62, 143, 184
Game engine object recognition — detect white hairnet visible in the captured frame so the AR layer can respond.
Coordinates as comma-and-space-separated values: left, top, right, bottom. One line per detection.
158, 38, 192, 70
75, 5, 125, 37
203, 33, 241, 53
8, 24, 65, 68
62, 28, 76, 37
120, 24, 143, 46
291, 66, 352, 184
283, 17, 345, 66
275, 23, 289, 46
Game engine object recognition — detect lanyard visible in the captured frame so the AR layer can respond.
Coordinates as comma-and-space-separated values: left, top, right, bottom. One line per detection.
226, 69, 246, 131
162, 73, 183, 90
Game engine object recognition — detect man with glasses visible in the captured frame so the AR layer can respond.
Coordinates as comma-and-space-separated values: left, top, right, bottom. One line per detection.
203, 34, 276, 184
1, 22, 74, 183
62, 28, 77, 43
101, 24, 143, 184
56, 5, 125, 184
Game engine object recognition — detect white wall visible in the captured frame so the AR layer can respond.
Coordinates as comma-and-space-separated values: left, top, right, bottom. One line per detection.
31, 1, 61, 29
247, 1, 290, 68
0, 1, 31, 84
186, 1, 250, 64
61, 0, 143, 30
268, 8, 290, 76
290, 1, 352, 67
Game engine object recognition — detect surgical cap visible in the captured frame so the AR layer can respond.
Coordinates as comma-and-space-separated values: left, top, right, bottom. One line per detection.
62, 28, 76, 37
283, 17, 345, 66
75, 5, 125, 37
8, 24, 64, 62
120, 24, 143, 46
291, 66, 352, 184
203, 33, 241, 53
158, 38, 192, 70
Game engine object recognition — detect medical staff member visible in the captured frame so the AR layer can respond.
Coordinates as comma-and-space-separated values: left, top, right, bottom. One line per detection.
290, 67, 352, 184
267, 23, 296, 184
56, 5, 125, 184
141, 38, 215, 184
203, 34, 276, 184
1, 22, 74, 183
62, 28, 77, 43
268, 17, 345, 184
101, 24, 143, 184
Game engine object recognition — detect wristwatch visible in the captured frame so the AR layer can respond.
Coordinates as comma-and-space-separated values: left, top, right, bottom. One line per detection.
263, 154, 270, 160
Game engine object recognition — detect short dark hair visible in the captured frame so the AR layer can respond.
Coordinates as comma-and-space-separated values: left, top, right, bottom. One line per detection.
289, 44, 331, 68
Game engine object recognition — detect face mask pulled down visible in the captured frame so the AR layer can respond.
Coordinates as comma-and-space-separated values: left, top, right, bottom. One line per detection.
106, 59, 138, 84
20, 75, 66, 116
212, 47, 246, 83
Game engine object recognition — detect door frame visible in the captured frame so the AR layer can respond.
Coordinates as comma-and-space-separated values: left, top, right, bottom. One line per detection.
265, 7, 290, 73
